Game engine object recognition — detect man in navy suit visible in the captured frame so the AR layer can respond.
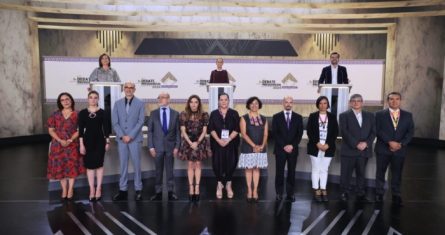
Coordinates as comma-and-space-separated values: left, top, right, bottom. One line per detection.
339, 94, 375, 203
112, 81, 146, 201
272, 96, 303, 202
318, 52, 349, 116
148, 92, 181, 201
375, 92, 414, 206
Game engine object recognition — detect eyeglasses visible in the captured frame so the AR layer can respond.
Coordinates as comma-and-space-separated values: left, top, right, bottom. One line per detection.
124, 86, 135, 89
351, 99, 363, 103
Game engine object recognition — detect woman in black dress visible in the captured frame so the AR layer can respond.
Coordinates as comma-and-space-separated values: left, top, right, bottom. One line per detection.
178, 95, 212, 201
208, 93, 240, 199
79, 90, 111, 201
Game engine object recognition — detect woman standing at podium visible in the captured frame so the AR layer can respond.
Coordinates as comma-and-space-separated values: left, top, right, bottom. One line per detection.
209, 58, 229, 83
208, 93, 240, 199
78, 90, 111, 202
178, 95, 212, 201
306, 96, 338, 202
47, 92, 85, 201
89, 53, 121, 82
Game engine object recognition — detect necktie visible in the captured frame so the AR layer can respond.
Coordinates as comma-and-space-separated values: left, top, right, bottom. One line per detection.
391, 111, 399, 130
162, 108, 168, 135
125, 100, 130, 114
286, 112, 290, 129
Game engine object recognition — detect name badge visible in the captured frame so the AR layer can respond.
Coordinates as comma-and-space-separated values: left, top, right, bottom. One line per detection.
319, 129, 327, 140
221, 129, 230, 140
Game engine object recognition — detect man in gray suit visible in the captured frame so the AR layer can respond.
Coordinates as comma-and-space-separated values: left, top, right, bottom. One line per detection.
148, 92, 181, 201
339, 94, 375, 203
112, 81, 146, 201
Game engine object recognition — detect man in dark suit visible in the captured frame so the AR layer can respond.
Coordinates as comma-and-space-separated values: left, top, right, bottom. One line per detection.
272, 96, 303, 202
339, 94, 375, 203
318, 52, 349, 116
375, 92, 414, 206
318, 52, 349, 85
111, 82, 146, 201
148, 92, 181, 201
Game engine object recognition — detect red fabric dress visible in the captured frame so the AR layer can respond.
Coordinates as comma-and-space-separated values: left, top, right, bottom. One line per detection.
47, 110, 85, 180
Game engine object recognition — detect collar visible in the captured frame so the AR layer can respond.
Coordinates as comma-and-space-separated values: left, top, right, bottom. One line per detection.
125, 96, 134, 105
352, 109, 362, 115
389, 108, 400, 113
331, 65, 338, 69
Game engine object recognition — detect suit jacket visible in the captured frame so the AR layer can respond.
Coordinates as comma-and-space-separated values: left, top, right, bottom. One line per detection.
272, 111, 303, 157
318, 65, 349, 84
375, 108, 414, 157
306, 111, 339, 157
112, 97, 145, 143
147, 107, 181, 152
339, 110, 376, 158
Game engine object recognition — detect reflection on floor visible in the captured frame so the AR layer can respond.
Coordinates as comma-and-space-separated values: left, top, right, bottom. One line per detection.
0, 143, 444, 234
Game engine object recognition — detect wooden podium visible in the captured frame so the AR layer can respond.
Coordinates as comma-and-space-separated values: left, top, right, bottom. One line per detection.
319, 84, 351, 119
207, 83, 235, 112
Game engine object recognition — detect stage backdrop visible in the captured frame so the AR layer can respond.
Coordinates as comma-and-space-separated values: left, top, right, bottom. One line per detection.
43, 57, 384, 105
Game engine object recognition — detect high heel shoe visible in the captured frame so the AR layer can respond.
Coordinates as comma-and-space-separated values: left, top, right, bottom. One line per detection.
246, 192, 252, 203
194, 184, 200, 202
89, 197, 96, 202
216, 182, 224, 199
94, 187, 102, 202
314, 189, 322, 202
189, 184, 194, 202
226, 181, 234, 199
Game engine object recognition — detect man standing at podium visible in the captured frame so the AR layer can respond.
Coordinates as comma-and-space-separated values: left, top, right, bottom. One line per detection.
209, 58, 229, 83
318, 52, 349, 116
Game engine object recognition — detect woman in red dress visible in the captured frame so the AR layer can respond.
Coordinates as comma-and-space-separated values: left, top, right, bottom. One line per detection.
47, 92, 85, 200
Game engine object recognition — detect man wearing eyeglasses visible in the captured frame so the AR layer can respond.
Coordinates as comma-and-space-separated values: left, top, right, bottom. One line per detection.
339, 94, 375, 203
111, 81, 146, 201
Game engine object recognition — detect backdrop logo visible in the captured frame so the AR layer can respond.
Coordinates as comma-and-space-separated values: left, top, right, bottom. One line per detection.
139, 72, 178, 88
258, 73, 298, 89
73, 76, 89, 84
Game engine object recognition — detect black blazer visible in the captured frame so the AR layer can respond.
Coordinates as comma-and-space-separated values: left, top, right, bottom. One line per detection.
375, 109, 414, 157
318, 65, 349, 84
272, 111, 303, 157
339, 110, 376, 158
306, 111, 339, 157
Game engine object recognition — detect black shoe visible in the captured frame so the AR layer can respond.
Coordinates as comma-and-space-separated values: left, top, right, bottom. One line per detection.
276, 195, 283, 201
321, 190, 329, 202
314, 190, 322, 203
150, 193, 162, 201
375, 194, 383, 203
168, 192, 178, 201
112, 191, 128, 201
357, 195, 373, 203
194, 194, 200, 202
189, 194, 194, 202
341, 192, 349, 202
392, 195, 403, 206
135, 191, 143, 201
286, 195, 296, 202
95, 197, 101, 202
89, 197, 96, 202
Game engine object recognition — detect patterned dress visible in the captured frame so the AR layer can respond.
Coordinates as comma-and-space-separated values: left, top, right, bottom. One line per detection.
238, 114, 268, 169
178, 111, 212, 161
47, 111, 85, 180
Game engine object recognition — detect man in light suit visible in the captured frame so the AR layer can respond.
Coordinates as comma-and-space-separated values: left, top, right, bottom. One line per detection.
339, 94, 375, 203
318, 52, 349, 116
148, 92, 181, 201
272, 96, 303, 202
375, 92, 414, 206
112, 81, 146, 201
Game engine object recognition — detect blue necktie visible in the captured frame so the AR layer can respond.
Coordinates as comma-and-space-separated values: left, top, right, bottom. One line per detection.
162, 108, 168, 135
286, 112, 290, 129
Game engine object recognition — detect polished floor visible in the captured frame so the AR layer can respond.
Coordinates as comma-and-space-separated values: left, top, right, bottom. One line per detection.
0, 142, 444, 235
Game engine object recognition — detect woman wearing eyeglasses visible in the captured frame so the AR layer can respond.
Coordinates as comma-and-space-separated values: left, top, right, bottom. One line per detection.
306, 96, 338, 202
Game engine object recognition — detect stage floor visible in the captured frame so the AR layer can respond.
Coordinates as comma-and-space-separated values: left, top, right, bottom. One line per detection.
0, 142, 444, 234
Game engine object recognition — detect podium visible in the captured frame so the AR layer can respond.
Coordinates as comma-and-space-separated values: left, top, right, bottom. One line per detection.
319, 84, 351, 119
207, 83, 235, 112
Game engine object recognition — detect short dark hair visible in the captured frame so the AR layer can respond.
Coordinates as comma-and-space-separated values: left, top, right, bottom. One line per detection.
88, 90, 99, 98
349, 94, 363, 101
99, 53, 111, 67
57, 92, 75, 111
218, 92, 229, 100
387, 91, 402, 100
330, 52, 340, 58
316, 96, 330, 109
246, 96, 262, 110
